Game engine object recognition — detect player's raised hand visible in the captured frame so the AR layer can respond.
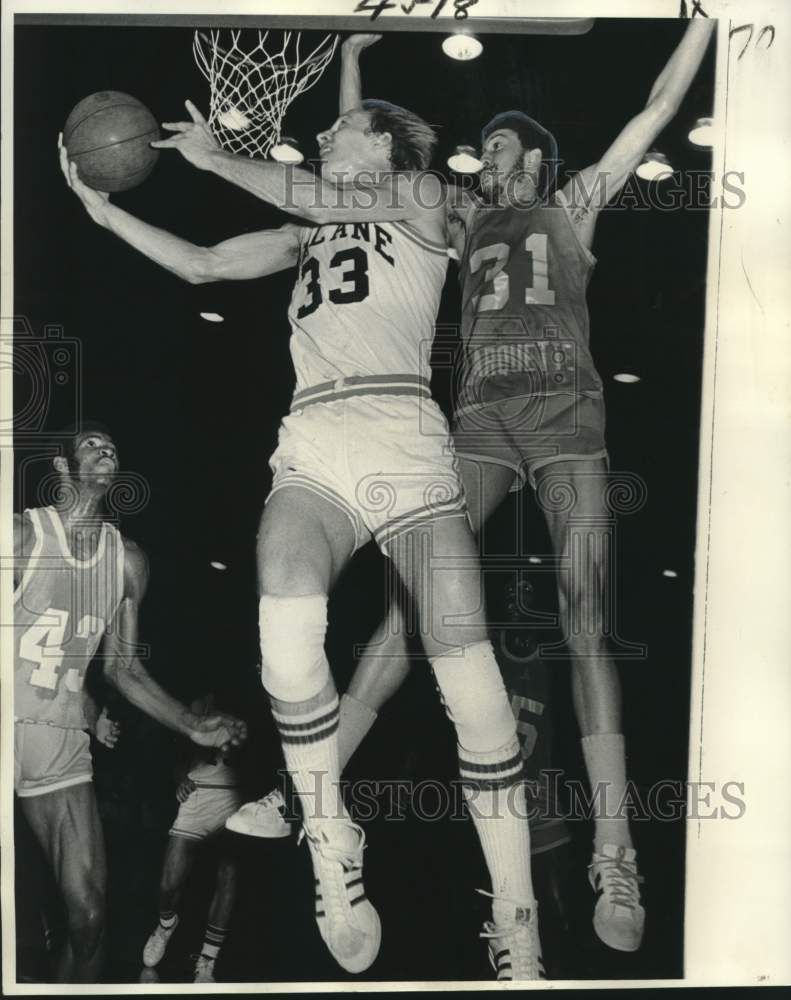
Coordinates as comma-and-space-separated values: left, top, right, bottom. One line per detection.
152, 100, 220, 170
58, 132, 111, 223
343, 33, 382, 53
176, 777, 196, 803
95, 707, 121, 748
190, 711, 248, 753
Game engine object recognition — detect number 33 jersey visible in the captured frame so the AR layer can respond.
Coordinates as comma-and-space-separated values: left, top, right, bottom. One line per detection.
287, 220, 449, 390
457, 190, 602, 412
14, 507, 125, 730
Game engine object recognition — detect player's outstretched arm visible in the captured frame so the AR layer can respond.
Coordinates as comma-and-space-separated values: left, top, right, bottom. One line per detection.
59, 134, 298, 283
102, 540, 247, 754
339, 34, 381, 114
562, 19, 715, 247
153, 100, 436, 226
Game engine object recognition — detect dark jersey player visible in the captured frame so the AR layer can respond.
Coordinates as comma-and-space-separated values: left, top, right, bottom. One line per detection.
244, 23, 714, 959
13, 424, 247, 982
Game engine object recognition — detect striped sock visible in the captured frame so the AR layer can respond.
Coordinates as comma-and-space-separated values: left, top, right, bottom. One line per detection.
460, 737, 536, 927
200, 924, 226, 961
270, 680, 348, 835
159, 911, 177, 930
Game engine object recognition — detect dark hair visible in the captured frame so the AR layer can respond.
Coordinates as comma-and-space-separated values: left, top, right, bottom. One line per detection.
59, 419, 115, 463
361, 99, 437, 172
481, 110, 559, 196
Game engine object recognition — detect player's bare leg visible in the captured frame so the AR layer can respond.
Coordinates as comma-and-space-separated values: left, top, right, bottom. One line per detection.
256, 486, 381, 974
193, 849, 238, 983
348, 458, 516, 730
535, 457, 644, 952
142, 835, 199, 967
19, 784, 107, 983
387, 513, 542, 980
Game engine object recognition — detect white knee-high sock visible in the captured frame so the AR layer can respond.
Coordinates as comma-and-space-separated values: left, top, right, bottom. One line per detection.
431, 641, 536, 925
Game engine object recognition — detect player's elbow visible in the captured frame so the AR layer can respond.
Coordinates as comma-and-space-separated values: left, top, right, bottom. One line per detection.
184, 247, 216, 284
646, 91, 679, 127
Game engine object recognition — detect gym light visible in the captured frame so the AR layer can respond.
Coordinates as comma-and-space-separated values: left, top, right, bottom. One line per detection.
200, 312, 224, 323
271, 137, 304, 164
635, 151, 674, 182
447, 144, 483, 174
442, 34, 483, 61
210, 561, 228, 571
688, 116, 714, 147
613, 372, 641, 384
662, 569, 678, 578
528, 556, 543, 565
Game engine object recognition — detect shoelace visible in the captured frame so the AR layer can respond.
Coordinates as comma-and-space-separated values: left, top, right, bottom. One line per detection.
305, 823, 367, 921
476, 889, 543, 978
589, 855, 644, 909
256, 789, 284, 810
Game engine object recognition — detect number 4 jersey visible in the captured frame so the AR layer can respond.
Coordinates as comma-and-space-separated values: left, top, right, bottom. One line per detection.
287, 220, 449, 390
14, 507, 125, 730
457, 190, 603, 413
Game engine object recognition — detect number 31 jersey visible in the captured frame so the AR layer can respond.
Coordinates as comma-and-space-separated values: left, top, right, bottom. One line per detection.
287, 220, 449, 390
14, 507, 125, 730
458, 190, 602, 411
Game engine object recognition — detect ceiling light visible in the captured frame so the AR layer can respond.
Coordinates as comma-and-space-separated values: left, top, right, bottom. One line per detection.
688, 116, 714, 147
199, 312, 224, 323
271, 137, 304, 164
442, 34, 483, 61
447, 144, 483, 174
210, 561, 228, 571
613, 372, 641, 384
636, 151, 674, 182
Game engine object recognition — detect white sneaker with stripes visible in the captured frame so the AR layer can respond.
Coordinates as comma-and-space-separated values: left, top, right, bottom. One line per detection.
480, 894, 544, 981
305, 820, 381, 974
225, 789, 293, 838
589, 843, 645, 951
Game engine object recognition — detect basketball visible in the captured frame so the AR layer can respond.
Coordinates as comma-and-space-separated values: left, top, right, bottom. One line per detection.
63, 91, 160, 193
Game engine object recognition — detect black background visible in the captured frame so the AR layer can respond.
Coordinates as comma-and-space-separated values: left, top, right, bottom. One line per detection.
13, 17, 714, 984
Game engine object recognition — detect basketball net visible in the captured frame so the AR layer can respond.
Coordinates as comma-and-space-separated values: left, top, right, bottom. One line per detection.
193, 30, 339, 158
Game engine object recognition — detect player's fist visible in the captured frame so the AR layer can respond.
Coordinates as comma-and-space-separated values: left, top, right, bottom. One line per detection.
95, 707, 121, 748
176, 777, 196, 803
343, 33, 382, 54
58, 133, 111, 223
190, 712, 248, 754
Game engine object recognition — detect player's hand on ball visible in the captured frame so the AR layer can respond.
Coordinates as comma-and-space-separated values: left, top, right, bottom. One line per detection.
343, 33, 382, 53
95, 707, 121, 748
191, 712, 248, 753
58, 133, 110, 222
152, 100, 219, 170
176, 777, 196, 803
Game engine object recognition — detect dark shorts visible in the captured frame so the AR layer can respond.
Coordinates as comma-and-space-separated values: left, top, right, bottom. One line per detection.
452, 390, 608, 490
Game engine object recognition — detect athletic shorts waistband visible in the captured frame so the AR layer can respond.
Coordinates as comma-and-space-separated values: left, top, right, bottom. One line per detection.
291, 374, 431, 412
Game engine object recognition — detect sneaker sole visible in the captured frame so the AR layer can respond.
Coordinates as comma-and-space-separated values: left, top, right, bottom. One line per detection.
592, 913, 644, 953
224, 816, 292, 839
322, 904, 382, 975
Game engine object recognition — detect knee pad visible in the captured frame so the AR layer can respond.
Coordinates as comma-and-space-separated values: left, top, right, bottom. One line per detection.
430, 640, 516, 753
259, 594, 329, 702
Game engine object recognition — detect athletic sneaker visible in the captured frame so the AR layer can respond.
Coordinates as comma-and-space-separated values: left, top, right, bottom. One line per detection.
193, 955, 216, 983
479, 893, 545, 981
588, 843, 645, 951
224, 789, 293, 838
142, 916, 179, 967
305, 820, 381, 974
